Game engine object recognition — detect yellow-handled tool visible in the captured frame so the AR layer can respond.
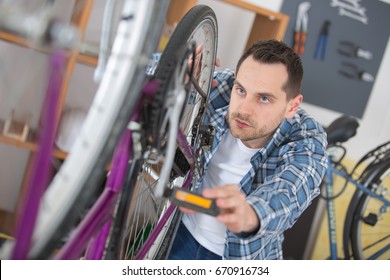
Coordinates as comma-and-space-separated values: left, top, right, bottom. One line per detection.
165, 187, 220, 216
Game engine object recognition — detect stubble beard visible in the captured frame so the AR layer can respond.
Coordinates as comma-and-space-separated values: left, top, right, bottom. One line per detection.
227, 110, 286, 145
227, 111, 268, 142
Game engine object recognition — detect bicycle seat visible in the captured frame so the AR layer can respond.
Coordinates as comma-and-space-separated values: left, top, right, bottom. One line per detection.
325, 115, 359, 146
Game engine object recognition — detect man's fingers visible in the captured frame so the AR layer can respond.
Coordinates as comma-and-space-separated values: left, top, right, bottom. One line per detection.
202, 185, 245, 212
179, 206, 197, 214
203, 184, 239, 198
217, 192, 245, 209
215, 57, 221, 67
217, 212, 237, 224
196, 44, 203, 55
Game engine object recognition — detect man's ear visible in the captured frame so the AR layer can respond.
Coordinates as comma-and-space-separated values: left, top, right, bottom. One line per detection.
285, 94, 303, 118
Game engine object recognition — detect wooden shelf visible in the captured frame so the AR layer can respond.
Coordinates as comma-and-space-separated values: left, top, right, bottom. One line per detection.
0, 31, 98, 67
221, 0, 289, 49
0, 0, 93, 232
0, 135, 68, 160
166, 0, 197, 25
0, 31, 30, 47
77, 52, 98, 66
0, 0, 96, 164
0, 209, 15, 235
165, 0, 289, 51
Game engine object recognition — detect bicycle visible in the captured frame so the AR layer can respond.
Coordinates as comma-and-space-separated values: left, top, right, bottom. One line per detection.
0, 1, 218, 260
0, 0, 171, 259
318, 115, 390, 260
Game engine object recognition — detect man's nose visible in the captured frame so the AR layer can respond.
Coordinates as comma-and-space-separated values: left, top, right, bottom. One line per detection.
238, 96, 253, 115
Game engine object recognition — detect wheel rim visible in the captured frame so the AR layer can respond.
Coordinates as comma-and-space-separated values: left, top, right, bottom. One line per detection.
352, 168, 390, 259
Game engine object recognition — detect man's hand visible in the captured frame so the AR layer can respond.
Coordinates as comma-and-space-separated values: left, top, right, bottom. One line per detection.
202, 184, 260, 234
189, 44, 220, 88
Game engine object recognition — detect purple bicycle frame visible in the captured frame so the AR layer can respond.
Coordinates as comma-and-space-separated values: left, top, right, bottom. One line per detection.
56, 80, 196, 260
11, 50, 66, 259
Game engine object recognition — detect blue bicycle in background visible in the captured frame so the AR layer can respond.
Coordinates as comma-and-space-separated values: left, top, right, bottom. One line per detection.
321, 115, 390, 259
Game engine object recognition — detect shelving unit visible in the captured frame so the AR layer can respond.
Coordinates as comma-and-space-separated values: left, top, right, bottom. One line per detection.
0, 1, 96, 156
0, 135, 68, 160
166, 0, 289, 50
222, 0, 288, 45
0, 0, 95, 234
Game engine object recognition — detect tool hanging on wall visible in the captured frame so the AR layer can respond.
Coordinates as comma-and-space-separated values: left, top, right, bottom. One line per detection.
330, 0, 368, 24
338, 41, 373, 60
293, 1, 311, 56
314, 20, 330, 60
339, 61, 374, 82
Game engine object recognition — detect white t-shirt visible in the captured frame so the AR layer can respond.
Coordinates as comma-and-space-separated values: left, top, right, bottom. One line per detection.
183, 131, 258, 256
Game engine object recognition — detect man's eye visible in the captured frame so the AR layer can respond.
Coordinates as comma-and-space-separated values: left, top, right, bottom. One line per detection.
237, 87, 245, 95
259, 96, 270, 103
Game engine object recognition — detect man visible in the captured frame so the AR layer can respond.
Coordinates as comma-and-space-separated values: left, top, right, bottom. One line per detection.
167, 39, 328, 260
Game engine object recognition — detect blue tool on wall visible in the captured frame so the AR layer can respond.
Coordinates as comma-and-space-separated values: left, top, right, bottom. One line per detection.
314, 20, 330, 60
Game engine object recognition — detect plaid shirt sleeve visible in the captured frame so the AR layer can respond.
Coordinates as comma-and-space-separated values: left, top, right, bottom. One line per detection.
205, 68, 235, 121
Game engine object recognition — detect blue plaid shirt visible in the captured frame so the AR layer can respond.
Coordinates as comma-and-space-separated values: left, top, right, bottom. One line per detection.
192, 69, 328, 259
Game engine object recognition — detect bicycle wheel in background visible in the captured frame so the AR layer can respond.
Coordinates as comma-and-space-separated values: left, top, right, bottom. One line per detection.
350, 159, 390, 259
107, 4, 218, 259
0, 0, 170, 259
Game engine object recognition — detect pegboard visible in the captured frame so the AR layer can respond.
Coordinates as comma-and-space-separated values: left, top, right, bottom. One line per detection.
281, 0, 390, 118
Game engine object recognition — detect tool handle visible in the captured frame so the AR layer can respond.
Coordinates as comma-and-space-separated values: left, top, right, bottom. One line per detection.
298, 32, 306, 56
357, 49, 372, 60
168, 187, 220, 216
293, 31, 300, 54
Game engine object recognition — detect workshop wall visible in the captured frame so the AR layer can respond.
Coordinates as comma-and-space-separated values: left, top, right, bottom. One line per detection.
281, 0, 390, 118
200, 0, 390, 161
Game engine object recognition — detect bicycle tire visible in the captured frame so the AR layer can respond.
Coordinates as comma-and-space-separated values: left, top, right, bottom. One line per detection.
342, 144, 390, 259
349, 159, 390, 259
0, 0, 170, 259
108, 4, 218, 259
342, 165, 376, 259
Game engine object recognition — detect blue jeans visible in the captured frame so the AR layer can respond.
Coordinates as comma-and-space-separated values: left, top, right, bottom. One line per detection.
167, 221, 222, 260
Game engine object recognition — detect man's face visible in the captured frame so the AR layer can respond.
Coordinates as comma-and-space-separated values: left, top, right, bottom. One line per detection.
227, 56, 302, 149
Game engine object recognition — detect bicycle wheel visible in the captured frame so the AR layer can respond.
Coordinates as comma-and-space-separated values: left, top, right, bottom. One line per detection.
0, 0, 170, 259
350, 160, 390, 259
107, 4, 218, 259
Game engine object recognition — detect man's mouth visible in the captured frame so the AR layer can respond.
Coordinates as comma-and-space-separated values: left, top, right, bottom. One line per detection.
235, 118, 251, 128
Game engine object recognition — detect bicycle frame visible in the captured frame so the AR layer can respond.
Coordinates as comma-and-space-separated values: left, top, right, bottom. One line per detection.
0, 0, 172, 260
56, 61, 207, 259
324, 156, 390, 260
11, 50, 66, 260
1, 1, 218, 260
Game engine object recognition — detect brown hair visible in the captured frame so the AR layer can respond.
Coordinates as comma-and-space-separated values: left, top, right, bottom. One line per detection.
236, 40, 303, 100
